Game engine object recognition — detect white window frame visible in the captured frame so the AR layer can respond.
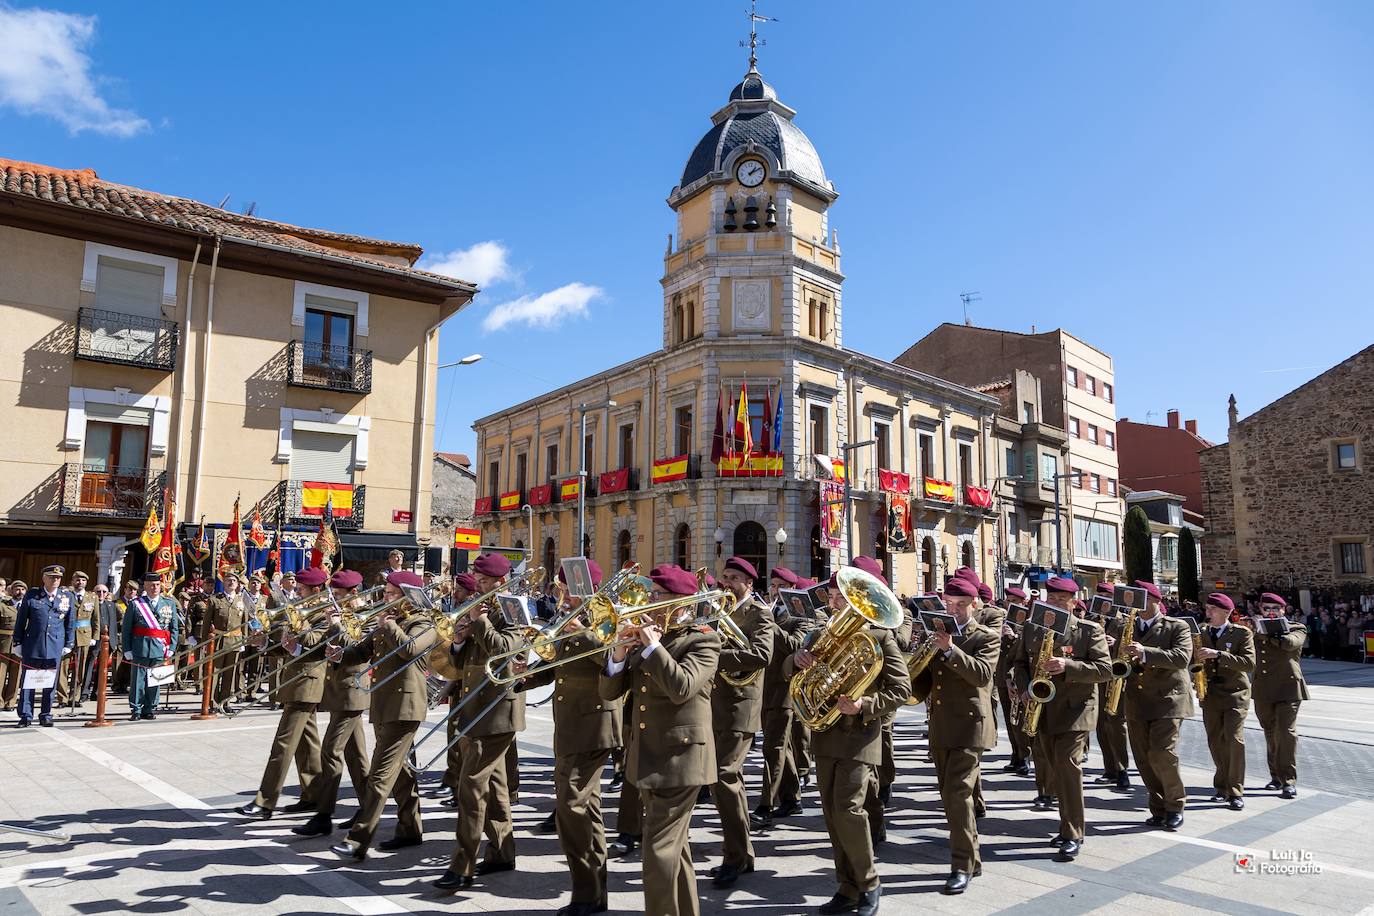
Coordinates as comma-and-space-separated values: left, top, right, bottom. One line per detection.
81, 242, 179, 308
65, 387, 172, 456
275, 407, 371, 469
293, 280, 370, 337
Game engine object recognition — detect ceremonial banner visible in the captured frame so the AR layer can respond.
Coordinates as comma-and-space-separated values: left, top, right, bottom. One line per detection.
191, 515, 211, 565
218, 496, 244, 583
559, 478, 580, 502
528, 483, 553, 506
923, 478, 955, 502
886, 493, 913, 553
247, 505, 268, 548
140, 505, 161, 553
302, 481, 353, 517
820, 481, 844, 550
599, 468, 630, 494
718, 452, 783, 477
878, 469, 911, 495
473, 496, 493, 515
150, 489, 177, 588
310, 496, 339, 572
652, 455, 689, 484
454, 527, 481, 550
965, 485, 993, 508
498, 490, 521, 511
733, 381, 753, 459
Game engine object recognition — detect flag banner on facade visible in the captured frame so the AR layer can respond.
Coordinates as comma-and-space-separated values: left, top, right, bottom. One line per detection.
191, 515, 211, 564
473, 496, 493, 515
734, 381, 753, 459
831, 458, 847, 481
301, 481, 353, 517
150, 489, 177, 587
923, 477, 955, 502
454, 527, 481, 550
559, 478, 580, 502
528, 483, 553, 506
599, 467, 631, 494
140, 505, 161, 553
652, 455, 689, 483
964, 485, 993, 508
247, 505, 268, 548
718, 451, 783, 477
886, 493, 913, 553
878, 469, 911, 495
218, 495, 245, 583
710, 387, 726, 464
820, 481, 844, 549
498, 490, 522, 511
771, 387, 784, 453
310, 496, 339, 571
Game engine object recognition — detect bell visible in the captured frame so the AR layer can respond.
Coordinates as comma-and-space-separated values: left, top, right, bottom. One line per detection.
765, 195, 777, 229
743, 195, 759, 231
723, 196, 737, 232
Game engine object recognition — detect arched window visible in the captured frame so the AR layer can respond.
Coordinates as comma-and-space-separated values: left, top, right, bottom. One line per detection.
543, 537, 556, 579
810, 524, 828, 581
732, 521, 768, 589
618, 530, 633, 570
961, 540, 975, 572
921, 537, 936, 593
674, 524, 691, 570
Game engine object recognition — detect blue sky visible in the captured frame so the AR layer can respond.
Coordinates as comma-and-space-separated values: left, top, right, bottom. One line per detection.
4, 1, 1372, 457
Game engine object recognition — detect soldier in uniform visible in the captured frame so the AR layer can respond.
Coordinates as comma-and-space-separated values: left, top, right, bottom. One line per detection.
754, 566, 816, 830
850, 556, 908, 847
1197, 592, 1255, 810
1251, 592, 1308, 799
200, 573, 251, 712
331, 570, 438, 860
437, 571, 477, 809
1122, 580, 1193, 831
0, 579, 24, 711
294, 569, 372, 838
57, 570, 97, 708
1012, 576, 1111, 862
1093, 582, 1133, 791
996, 585, 1031, 777
235, 567, 328, 819
120, 572, 180, 721
14, 566, 75, 727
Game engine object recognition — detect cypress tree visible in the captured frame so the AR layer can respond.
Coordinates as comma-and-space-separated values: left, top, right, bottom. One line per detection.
1124, 506, 1155, 585
1178, 527, 1200, 604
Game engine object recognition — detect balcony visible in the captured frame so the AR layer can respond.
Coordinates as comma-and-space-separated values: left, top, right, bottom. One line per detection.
287, 340, 373, 395
1007, 543, 1033, 565
256, 480, 366, 530
75, 307, 178, 371
60, 463, 166, 519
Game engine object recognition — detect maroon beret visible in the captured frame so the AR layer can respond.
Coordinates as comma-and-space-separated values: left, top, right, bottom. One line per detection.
770, 566, 798, 586
704, 573, 718, 588
388, 570, 423, 589
850, 556, 884, 578
724, 556, 759, 580
1005, 586, 1027, 600
1205, 592, 1235, 611
1096, 583, 1114, 596
976, 582, 993, 602
295, 567, 328, 587
826, 573, 838, 589
650, 564, 698, 597
1260, 592, 1287, 607
1075, 599, 1088, 612
557, 560, 603, 589
1134, 579, 1162, 600
953, 566, 981, 583
1046, 576, 1079, 594
473, 553, 511, 578
454, 573, 477, 592
329, 569, 363, 589
943, 577, 978, 598
795, 577, 817, 589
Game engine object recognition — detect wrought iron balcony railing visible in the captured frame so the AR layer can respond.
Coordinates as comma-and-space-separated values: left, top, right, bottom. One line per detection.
255, 480, 366, 530
61, 463, 166, 519
75, 307, 178, 371
287, 340, 373, 395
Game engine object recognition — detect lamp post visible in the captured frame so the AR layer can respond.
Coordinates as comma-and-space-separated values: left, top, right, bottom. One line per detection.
522, 504, 534, 566
990, 474, 1022, 597
714, 526, 726, 557
774, 526, 787, 556
840, 439, 875, 563
437, 353, 483, 369
577, 399, 616, 557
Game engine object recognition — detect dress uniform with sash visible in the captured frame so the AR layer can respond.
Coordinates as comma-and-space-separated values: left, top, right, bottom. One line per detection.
13, 566, 75, 726
995, 585, 1030, 776
235, 567, 328, 818
60, 573, 98, 706
1093, 583, 1133, 790
1121, 580, 1193, 829
120, 572, 180, 721
1251, 592, 1308, 798
1011, 577, 1111, 861
599, 564, 721, 916
707, 556, 774, 888
517, 560, 623, 916
1197, 593, 1255, 809
756, 566, 816, 825
0, 582, 24, 711
913, 575, 1000, 896
201, 580, 251, 707
294, 570, 372, 838
332, 570, 438, 859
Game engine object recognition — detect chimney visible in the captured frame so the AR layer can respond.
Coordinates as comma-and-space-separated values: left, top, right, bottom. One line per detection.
1185, 419, 1198, 435
1166, 409, 1180, 429
1228, 394, 1239, 431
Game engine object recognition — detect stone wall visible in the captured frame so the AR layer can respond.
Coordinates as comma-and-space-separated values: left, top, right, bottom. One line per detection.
430, 456, 476, 548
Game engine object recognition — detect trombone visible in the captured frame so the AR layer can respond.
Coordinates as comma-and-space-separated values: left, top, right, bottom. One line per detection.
262, 590, 417, 699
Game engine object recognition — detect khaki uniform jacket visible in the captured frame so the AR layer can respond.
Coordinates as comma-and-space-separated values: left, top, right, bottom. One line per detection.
1012, 617, 1111, 734
783, 626, 910, 765
1200, 623, 1255, 706
521, 623, 622, 756
342, 614, 436, 722
762, 611, 818, 710
1252, 621, 1310, 703
274, 624, 326, 706
322, 617, 372, 714
1123, 616, 1194, 720
917, 620, 1000, 751
73, 591, 98, 648
976, 603, 1006, 632
452, 611, 526, 736
201, 594, 249, 641
599, 625, 721, 790
0, 598, 16, 638
711, 595, 775, 734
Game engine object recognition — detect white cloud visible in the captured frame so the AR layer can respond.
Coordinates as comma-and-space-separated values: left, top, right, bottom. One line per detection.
419, 240, 514, 288
0, 6, 149, 137
482, 282, 603, 333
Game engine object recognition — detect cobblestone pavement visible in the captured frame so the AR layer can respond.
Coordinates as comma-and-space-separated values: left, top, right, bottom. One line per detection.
1, 658, 1372, 915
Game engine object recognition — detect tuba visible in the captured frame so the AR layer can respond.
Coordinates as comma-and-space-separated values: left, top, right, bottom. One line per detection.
1103, 605, 1136, 716
789, 567, 904, 731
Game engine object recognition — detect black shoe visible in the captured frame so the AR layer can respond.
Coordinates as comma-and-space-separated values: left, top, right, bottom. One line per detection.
292, 815, 332, 837
330, 840, 366, 861
608, 835, 638, 857
772, 799, 803, 818
433, 870, 473, 890
439, 795, 459, 808
943, 871, 971, 895
710, 859, 754, 887
856, 885, 881, 916
39, 716, 54, 727
1228, 797, 1245, 811
1165, 812, 1184, 831
235, 803, 272, 820
1209, 793, 1225, 803
751, 803, 772, 820
1093, 773, 1116, 784
475, 859, 516, 876
609, 771, 624, 792
536, 811, 558, 834
15, 718, 30, 728
1014, 763, 1031, 778
280, 800, 315, 814
974, 801, 987, 819
1264, 779, 1282, 791
1049, 834, 1066, 848
1002, 760, 1024, 773
378, 835, 423, 851
1145, 814, 1165, 827
1280, 784, 1297, 799
1115, 772, 1131, 790
1057, 839, 1082, 860
142, 712, 157, 720
1032, 795, 1052, 811
696, 786, 712, 805
336, 815, 357, 830
877, 784, 891, 807
556, 903, 604, 916
818, 893, 859, 915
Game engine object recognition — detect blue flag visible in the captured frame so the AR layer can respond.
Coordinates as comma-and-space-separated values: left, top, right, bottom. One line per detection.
771, 388, 783, 453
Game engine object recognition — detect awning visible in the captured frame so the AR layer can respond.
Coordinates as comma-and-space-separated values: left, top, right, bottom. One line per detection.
339, 531, 421, 566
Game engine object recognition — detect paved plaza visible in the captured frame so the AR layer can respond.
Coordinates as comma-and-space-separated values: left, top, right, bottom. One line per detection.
2, 658, 1372, 915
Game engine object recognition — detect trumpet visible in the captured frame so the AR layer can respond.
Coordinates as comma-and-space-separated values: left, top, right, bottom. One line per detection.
262, 592, 413, 699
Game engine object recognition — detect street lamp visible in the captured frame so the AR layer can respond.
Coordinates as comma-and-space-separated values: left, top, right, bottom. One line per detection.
714, 526, 726, 557
990, 475, 1023, 597
840, 439, 876, 562
577, 399, 616, 556
774, 526, 787, 556
438, 353, 483, 369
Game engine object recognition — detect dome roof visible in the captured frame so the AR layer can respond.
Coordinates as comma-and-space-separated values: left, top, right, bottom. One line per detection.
728, 69, 777, 101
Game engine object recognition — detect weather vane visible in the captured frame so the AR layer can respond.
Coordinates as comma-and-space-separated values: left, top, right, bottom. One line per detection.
740, 0, 777, 70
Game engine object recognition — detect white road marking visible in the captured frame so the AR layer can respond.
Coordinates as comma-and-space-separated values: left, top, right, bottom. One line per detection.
80, 722, 278, 742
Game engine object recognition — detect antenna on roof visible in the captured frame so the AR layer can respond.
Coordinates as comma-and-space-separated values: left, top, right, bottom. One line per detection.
216, 194, 231, 209
739, 0, 777, 70
959, 291, 982, 326
243, 201, 258, 217
1145, 410, 1158, 424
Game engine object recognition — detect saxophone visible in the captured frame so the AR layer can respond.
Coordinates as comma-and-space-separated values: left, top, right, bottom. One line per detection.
904, 630, 940, 706
1190, 632, 1208, 701
1104, 606, 1136, 716
1022, 628, 1058, 738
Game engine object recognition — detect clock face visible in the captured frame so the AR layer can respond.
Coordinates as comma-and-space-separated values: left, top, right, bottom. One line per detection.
736, 160, 766, 188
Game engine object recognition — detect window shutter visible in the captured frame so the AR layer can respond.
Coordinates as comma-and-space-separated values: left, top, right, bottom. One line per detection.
290, 430, 355, 483
85, 402, 153, 427
95, 256, 164, 317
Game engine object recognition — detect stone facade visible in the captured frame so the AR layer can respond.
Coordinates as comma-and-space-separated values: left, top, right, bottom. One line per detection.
430, 452, 476, 550
1200, 345, 1374, 596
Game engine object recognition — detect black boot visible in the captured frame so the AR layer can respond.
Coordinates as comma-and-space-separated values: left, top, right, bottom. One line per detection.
292, 813, 332, 837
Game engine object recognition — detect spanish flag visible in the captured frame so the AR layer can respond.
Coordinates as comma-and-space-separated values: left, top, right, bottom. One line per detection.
454, 527, 480, 550
302, 481, 353, 517
652, 455, 689, 484
560, 479, 580, 501
498, 491, 521, 511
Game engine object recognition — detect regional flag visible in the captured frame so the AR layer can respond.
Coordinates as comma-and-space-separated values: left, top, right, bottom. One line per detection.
247, 505, 268, 548
454, 527, 481, 550
218, 495, 246, 583
140, 504, 161, 553
710, 386, 726, 464
302, 481, 353, 517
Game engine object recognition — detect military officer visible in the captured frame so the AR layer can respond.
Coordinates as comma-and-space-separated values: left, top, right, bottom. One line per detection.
438, 571, 478, 808
1093, 583, 1133, 791
14, 566, 75, 726
56, 570, 98, 708
1251, 592, 1308, 799
598, 564, 720, 916
996, 585, 1031, 777
0, 579, 24, 711
294, 569, 371, 838
1197, 592, 1255, 810
754, 566, 817, 829
119, 572, 180, 721
914, 576, 1000, 895
200, 572, 251, 711
1122, 580, 1193, 830
1011, 575, 1111, 861
235, 567, 328, 818
331, 570, 437, 859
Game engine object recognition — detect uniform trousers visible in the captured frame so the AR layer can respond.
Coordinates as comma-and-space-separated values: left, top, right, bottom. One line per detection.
1037, 730, 1088, 840
1202, 699, 1248, 798
346, 721, 423, 848
616, 778, 643, 838
17, 657, 57, 720
1127, 717, 1186, 816
709, 730, 755, 867
818, 756, 878, 899
1254, 699, 1300, 785
759, 706, 799, 808
58, 646, 90, 703
641, 784, 701, 916
211, 641, 244, 704
790, 716, 812, 783
128, 655, 168, 717
0, 637, 22, 707
932, 745, 983, 872
1031, 726, 1053, 797
996, 675, 1028, 764
449, 732, 517, 875
251, 702, 322, 808
505, 741, 521, 802
1095, 688, 1130, 776
441, 704, 464, 792
556, 748, 613, 904
315, 709, 370, 817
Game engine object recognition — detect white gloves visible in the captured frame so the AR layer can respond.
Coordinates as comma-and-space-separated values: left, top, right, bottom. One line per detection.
124, 651, 133, 660
62, 647, 72, 657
